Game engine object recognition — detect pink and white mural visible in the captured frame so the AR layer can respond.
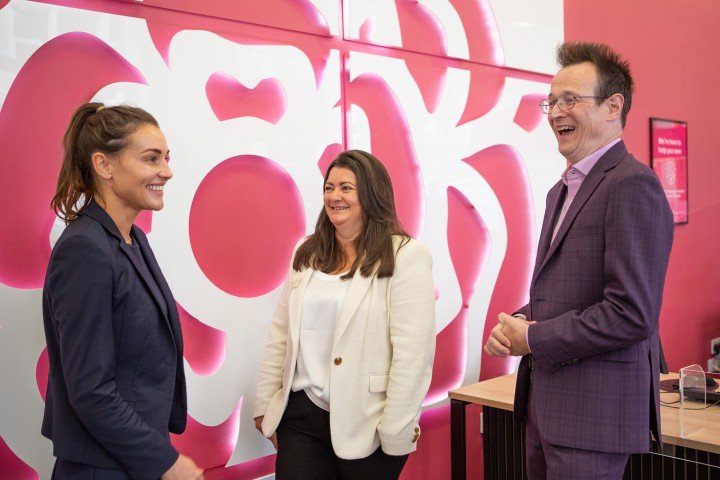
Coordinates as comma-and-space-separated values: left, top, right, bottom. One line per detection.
0, 0, 563, 478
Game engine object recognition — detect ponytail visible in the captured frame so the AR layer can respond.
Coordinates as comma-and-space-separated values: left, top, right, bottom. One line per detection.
51, 102, 158, 222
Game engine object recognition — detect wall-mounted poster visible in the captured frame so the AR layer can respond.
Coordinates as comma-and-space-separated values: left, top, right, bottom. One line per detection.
650, 118, 688, 224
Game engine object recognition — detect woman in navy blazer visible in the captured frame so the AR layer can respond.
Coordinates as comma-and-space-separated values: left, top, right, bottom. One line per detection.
42, 103, 202, 480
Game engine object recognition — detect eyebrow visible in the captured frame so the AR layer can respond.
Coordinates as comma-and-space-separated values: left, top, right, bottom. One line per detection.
140, 148, 169, 155
551, 90, 578, 98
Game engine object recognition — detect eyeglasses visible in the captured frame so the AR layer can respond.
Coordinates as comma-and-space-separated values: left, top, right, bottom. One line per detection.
539, 94, 608, 114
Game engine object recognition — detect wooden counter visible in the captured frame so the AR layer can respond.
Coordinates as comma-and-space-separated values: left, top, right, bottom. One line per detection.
449, 373, 720, 480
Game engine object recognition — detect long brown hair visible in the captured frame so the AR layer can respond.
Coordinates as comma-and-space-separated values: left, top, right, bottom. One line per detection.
293, 150, 409, 279
51, 102, 159, 222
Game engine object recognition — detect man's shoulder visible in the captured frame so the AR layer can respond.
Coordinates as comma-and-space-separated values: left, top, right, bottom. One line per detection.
610, 151, 658, 181
603, 152, 668, 206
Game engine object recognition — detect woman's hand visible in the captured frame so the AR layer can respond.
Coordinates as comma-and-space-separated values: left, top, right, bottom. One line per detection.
254, 416, 278, 450
161, 454, 204, 480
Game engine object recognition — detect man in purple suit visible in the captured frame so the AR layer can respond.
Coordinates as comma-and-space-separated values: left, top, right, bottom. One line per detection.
484, 42, 674, 479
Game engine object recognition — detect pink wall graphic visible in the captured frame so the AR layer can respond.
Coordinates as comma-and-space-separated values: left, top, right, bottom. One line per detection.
0, 1, 564, 478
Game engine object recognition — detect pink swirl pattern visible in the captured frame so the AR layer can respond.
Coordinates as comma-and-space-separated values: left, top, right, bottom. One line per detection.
171, 401, 241, 469
425, 187, 490, 404
0, 1, 556, 478
206, 73, 287, 124
0, 436, 38, 480
396, 0, 447, 113
345, 73, 424, 237
464, 145, 535, 380
177, 303, 227, 376
0, 33, 145, 288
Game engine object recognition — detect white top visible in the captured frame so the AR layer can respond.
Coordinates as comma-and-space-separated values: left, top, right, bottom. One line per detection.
291, 269, 350, 410
254, 237, 436, 458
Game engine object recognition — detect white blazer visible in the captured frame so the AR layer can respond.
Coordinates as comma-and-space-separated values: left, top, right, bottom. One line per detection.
253, 237, 436, 459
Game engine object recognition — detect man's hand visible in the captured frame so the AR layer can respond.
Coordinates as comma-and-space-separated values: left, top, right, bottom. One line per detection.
498, 312, 532, 356
161, 454, 203, 480
254, 416, 278, 450
484, 321, 511, 358
484, 313, 535, 358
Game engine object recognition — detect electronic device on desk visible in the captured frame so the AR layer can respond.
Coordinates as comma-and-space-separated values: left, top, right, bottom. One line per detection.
709, 336, 720, 374
660, 375, 720, 404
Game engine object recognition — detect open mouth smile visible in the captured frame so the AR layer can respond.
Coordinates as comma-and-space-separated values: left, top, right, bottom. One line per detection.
557, 125, 575, 136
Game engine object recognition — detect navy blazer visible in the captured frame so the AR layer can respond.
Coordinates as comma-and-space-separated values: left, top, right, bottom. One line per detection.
513, 141, 674, 454
42, 201, 187, 480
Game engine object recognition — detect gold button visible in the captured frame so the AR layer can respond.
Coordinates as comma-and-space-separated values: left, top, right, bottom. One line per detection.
412, 434, 419, 443
334, 357, 343, 365
414, 427, 420, 433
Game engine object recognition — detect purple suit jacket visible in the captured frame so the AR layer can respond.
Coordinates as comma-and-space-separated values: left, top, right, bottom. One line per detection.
513, 141, 673, 454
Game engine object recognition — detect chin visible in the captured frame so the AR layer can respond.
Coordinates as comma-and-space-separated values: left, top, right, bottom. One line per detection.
558, 146, 576, 160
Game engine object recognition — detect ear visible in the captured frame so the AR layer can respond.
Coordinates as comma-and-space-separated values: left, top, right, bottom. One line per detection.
92, 152, 112, 179
605, 93, 624, 122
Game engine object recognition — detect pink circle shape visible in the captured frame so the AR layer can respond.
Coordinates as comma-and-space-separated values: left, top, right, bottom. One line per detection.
189, 155, 305, 297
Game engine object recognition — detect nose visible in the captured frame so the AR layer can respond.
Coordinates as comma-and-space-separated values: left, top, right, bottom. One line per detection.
547, 103, 564, 121
328, 187, 342, 200
159, 158, 173, 180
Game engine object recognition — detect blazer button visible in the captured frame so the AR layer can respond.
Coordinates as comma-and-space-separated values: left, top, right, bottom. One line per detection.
414, 427, 420, 433
334, 357, 343, 365
412, 434, 419, 443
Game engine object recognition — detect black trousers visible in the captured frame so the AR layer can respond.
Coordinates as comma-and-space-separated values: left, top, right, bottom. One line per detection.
276, 390, 408, 480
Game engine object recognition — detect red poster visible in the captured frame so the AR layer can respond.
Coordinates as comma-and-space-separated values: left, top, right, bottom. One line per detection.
650, 118, 688, 223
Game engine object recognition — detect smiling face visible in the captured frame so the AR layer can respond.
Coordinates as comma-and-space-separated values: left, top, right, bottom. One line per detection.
548, 62, 622, 164
323, 166, 364, 238
101, 124, 172, 217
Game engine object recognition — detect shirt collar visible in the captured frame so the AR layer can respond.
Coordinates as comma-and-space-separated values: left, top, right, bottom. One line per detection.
562, 137, 622, 185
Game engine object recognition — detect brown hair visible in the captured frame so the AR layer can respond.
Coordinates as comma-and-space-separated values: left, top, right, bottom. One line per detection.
51, 102, 159, 222
557, 42, 634, 127
293, 150, 409, 279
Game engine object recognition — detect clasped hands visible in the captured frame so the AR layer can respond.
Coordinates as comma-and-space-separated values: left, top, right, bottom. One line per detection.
484, 312, 534, 357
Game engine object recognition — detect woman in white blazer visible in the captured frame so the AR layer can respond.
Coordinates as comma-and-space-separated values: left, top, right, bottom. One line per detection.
254, 150, 436, 479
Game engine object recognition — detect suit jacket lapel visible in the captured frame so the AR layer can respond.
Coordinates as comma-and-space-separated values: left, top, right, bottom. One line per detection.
545, 168, 604, 256
537, 182, 565, 266
533, 142, 625, 281
531, 181, 565, 287
83, 201, 175, 341
289, 269, 313, 353
333, 268, 374, 347
131, 229, 178, 343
